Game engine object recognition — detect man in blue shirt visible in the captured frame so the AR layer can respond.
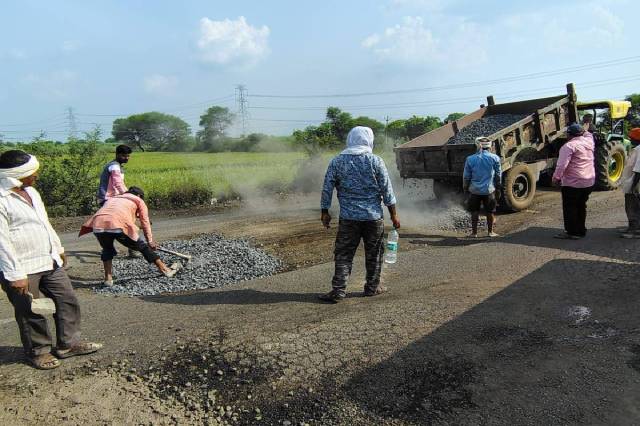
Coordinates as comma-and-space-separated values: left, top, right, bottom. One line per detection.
463, 136, 502, 238
319, 126, 400, 303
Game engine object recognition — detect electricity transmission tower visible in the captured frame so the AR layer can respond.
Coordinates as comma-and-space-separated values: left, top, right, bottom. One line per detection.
66, 106, 78, 140
235, 84, 249, 136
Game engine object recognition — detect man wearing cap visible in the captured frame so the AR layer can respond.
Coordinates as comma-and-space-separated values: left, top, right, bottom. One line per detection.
0, 150, 102, 369
552, 123, 596, 239
620, 128, 640, 238
463, 136, 502, 238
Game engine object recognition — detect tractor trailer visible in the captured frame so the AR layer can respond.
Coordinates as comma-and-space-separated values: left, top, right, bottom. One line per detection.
394, 83, 632, 211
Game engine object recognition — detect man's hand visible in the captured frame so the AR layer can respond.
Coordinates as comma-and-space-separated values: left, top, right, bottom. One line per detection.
10, 279, 28, 296
391, 215, 401, 229
321, 211, 332, 229
148, 240, 159, 250
60, 252, 68, 268
552, 178, 561, 187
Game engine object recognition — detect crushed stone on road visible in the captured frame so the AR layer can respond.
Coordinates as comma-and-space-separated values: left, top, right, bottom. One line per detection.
447, 113, 529, 145
95, 234, 282, 297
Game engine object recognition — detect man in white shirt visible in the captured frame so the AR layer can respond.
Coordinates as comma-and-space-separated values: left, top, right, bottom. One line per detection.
621, 128, 640, 239
0, 150, 101, 369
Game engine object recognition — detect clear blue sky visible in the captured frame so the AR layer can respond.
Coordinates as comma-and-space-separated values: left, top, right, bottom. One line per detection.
0, 0, 637, 141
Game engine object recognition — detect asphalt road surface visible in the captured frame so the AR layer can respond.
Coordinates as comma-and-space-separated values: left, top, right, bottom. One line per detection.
1, 189, 639, 425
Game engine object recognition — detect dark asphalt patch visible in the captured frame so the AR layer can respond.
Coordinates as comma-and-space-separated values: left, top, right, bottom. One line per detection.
348, 354, 481, 423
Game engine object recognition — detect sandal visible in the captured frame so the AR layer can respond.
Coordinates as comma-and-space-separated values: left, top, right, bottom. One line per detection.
54, 342, 103, 359
28, 353, 61, 370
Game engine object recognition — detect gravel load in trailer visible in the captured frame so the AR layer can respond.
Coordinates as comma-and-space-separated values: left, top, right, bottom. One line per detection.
95, 234, 282, 297
447, 113, 529, 145
395, 84, 580, 212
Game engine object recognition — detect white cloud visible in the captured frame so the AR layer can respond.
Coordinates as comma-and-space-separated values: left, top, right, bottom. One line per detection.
196, 16, 270, 68
143, 74, 178, 95
362, 16, 488, 69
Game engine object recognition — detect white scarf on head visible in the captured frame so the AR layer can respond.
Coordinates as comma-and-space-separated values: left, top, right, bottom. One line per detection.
341, 126, 374, 155
0, 155, 40, 193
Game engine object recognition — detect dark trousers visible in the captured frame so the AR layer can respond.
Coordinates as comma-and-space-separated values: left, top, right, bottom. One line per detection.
94, 232, 159, 263
0, 267, 81, 357
561, 186, 592, 237
331, 219, 385, 294
625, 194, 640, 232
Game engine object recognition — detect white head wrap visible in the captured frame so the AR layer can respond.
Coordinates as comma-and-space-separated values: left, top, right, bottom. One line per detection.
475, 137, 492, 149
341, 126, 374, 155
0, 155, 40, 193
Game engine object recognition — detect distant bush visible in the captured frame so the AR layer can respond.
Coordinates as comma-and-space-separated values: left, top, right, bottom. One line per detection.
0, 132, 108, 216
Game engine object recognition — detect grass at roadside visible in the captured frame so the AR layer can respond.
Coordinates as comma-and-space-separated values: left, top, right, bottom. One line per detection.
124, 152, 307, 207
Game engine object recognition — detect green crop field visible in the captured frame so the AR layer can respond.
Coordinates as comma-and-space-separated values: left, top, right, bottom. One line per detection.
123, 152, 308, 207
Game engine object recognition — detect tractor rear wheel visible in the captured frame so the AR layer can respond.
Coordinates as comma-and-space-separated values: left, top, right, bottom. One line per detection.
502, 163, 536, 212
595, 139, 626, 190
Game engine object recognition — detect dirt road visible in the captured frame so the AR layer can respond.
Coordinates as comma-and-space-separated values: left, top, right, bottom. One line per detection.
1, 188, 639, 425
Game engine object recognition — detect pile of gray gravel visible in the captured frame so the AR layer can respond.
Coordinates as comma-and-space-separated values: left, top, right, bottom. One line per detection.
425, 205, 487, 232
95, 234, 282, 297
447, 113, 528, 145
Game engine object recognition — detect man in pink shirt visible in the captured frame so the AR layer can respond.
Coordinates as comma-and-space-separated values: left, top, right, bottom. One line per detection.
80, 187, 179, 286
552, 123, 596, 239
97, 145, 131, 206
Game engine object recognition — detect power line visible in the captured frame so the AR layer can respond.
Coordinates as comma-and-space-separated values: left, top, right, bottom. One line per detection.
74, 94, 235, 117
250, 56, 640, 99
0, 115, 66, 127
247, 75, 640, 112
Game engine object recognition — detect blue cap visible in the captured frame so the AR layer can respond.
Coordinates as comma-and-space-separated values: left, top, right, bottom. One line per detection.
566, 123, 584, 137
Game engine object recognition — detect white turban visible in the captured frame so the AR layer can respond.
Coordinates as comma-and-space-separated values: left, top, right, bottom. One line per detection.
475, 137, 492, 149
341, 126, 374, 155
0, 155, 40, 192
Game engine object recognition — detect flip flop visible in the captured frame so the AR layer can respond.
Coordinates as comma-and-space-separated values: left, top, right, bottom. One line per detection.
54, 342, 103, 359
28, 353, 61, 370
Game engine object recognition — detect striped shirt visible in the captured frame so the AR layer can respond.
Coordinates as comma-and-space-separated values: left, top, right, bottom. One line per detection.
0, 186, 64, 281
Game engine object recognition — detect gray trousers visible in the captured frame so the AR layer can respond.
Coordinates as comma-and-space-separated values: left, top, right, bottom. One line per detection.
331, 219, 385, 294
625, 194, 640, 232
1, 267, 81, 357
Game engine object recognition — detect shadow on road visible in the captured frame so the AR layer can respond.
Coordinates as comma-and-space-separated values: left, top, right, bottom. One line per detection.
65, 250, 100, 264
0, 346, 24, 366
143, 288, 331, 306
406, 234, 488, 248
345, 258, 640, 424
504, 226, 640, 263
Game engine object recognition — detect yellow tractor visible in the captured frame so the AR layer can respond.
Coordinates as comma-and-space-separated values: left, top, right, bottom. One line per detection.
577, 100, 632, 190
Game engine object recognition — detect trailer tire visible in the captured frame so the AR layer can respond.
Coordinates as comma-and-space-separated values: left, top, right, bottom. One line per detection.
502, 164, 536, 212
594, 140, 626, 191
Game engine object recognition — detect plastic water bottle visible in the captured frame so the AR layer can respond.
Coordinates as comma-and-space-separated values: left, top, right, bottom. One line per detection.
385, 229, 399, 264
